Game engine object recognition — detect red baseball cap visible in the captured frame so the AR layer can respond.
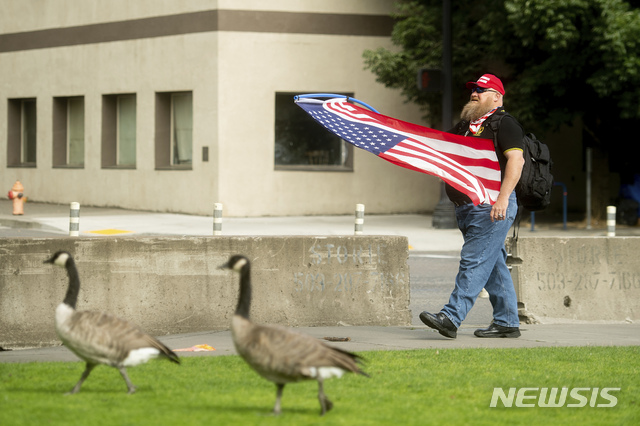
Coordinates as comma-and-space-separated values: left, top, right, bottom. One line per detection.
466, 74, 505, 95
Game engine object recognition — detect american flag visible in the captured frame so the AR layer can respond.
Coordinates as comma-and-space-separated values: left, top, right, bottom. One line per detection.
295, 96, 501, 205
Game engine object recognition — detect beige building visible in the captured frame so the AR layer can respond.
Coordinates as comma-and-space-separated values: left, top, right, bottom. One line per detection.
1, 0, 438, 217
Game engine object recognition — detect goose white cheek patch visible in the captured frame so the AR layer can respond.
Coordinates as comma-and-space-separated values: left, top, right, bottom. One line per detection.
233, 258, 248, 271
54, 252, 70, 266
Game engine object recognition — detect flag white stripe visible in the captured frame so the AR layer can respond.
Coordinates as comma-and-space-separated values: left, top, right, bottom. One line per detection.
404, 135, 496, 161
387, 147, 492, 203
389, 144, 487, 196
399, 140, 500, 182
386, 150, 493, 203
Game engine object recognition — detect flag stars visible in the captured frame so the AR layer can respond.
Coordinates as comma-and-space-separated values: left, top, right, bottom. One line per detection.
299, 103, 406, 156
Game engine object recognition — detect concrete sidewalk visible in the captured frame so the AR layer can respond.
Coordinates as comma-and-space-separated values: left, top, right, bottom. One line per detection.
0, 199, 464, 251
2, 323, 639, 363
3, 200, 639, 252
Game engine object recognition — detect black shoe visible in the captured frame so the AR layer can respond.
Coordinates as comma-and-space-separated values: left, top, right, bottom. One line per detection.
419, 311, 457, 338
474, 323, 521, 338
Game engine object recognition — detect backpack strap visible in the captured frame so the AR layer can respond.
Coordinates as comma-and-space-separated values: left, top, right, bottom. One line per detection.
487, 110, 508, 136
488, 111, 523, 241
512, 207, 523, 241
450, 120, 470, 135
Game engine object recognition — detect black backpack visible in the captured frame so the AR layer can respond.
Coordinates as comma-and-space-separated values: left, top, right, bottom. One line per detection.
489, 113, 554, 212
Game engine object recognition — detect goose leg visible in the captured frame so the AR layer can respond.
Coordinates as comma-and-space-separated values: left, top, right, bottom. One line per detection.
67, 363, 96, 395
317, 378, 333, 416
118, 367, 137, 394
273, 383, 285, 415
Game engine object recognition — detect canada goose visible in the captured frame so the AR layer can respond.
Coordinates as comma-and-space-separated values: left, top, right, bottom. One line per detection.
44, 250, 180, 394
220, 254, 368, 416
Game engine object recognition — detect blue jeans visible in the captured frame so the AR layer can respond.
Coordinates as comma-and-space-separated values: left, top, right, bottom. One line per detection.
440, 192, 520, 328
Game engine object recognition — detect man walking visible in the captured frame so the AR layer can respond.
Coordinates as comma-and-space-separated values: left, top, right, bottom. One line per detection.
420, 74, 524, 339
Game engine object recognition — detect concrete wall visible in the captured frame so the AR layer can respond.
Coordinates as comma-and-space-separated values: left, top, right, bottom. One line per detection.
0, 235, 410, 349
507, 237, 640, 323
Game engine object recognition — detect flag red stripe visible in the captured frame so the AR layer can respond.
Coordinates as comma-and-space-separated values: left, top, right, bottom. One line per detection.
399, 138, 498, 180
383, 147, 493, 202
379, 152, 486, 205
393, 139, 502, 193
386, 148, 501, 195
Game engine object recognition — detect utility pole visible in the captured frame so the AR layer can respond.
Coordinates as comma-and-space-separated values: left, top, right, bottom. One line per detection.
431, 0, 457, 229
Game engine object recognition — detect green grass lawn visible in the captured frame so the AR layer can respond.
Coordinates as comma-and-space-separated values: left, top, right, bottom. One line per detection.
1, 346, 638, 425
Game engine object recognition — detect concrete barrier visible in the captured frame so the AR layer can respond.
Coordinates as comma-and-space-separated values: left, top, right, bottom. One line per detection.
507, 236, 640, 323
0, 236, 410, 349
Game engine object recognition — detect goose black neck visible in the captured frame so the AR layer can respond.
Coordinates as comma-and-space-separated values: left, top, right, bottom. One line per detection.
235, 265, 252, 319
62, 257, 80, 309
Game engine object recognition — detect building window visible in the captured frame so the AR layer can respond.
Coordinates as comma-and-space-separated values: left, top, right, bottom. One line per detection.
274, 92, 353, 171
7, 98, 37, 167
155, 91, 192, 169
53, 96, 84, 167
102, 94, 136, 168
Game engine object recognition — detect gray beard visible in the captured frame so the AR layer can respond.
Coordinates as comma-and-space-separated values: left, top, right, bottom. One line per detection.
461, 100, 489, 122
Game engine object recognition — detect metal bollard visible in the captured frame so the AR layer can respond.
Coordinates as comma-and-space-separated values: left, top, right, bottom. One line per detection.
69, 202, 80, 237
354, 204, 365, 235
213, 203, 223, 235
607, 205, 616, 237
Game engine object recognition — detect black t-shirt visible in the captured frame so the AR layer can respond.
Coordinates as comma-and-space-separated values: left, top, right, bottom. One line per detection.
445, 109, 524, 204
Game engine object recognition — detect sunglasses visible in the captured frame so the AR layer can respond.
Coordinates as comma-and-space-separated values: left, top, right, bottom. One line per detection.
471, 87, 498, 94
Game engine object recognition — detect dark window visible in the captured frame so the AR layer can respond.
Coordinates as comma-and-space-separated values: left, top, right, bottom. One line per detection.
102, 94, 136, 168
52, 96, 84, 167
155, 92, 192, 169
274, 92, 353, 171
7, 98, 37, 167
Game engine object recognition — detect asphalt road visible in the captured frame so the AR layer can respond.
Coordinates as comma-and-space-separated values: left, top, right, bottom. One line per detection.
408, 252, 493, 327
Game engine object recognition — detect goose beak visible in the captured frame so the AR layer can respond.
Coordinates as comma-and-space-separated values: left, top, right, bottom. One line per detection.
218, 261, 230, 270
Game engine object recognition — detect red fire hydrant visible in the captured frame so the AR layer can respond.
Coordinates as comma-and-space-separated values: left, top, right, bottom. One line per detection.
8, 180, 26, 215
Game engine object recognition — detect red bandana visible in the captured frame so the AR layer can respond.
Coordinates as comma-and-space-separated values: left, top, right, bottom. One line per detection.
468, 107, 498, 135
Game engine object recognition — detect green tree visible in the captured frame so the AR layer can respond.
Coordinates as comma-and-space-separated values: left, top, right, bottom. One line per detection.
364, 0, 640, 216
